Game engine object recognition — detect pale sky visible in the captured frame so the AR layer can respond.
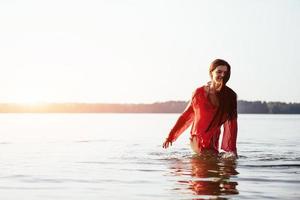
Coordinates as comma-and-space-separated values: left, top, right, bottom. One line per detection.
0, 0, 299, 103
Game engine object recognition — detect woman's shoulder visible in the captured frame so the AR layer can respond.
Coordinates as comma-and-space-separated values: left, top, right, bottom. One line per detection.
191, 86, 206, 99
193, 86, 206, 96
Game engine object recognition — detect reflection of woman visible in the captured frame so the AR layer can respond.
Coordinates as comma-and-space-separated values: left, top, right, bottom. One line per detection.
163, 59, 238, 157
168, 153, 239, 197
186, 155, 239, 196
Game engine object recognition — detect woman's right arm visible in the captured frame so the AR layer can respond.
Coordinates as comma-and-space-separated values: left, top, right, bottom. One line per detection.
163, 98, 195, 148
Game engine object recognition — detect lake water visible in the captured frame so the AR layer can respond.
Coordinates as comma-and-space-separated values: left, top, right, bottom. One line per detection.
0, 114, 299, 199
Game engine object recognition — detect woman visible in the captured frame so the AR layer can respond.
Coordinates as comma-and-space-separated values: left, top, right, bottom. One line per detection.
162, 59, 238, 157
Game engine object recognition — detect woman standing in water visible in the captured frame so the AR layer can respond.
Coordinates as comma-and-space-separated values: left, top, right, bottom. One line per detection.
163, 59, 238, 157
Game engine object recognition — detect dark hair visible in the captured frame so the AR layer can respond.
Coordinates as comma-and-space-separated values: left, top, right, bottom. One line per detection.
209, 59, 231, 84
206, 59, 236, 132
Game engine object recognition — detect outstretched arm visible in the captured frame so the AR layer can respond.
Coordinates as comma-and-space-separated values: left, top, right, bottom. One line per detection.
163, 99, 194, 149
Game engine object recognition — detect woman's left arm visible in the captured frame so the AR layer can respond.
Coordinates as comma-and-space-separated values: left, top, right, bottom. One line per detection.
221, 117, 238, 156
221, 92, 238, 156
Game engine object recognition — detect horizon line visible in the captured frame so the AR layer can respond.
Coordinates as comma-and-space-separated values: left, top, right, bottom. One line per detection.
0, 99, 299, 104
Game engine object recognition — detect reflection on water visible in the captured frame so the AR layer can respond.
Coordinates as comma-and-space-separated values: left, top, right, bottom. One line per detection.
168, 151, 239, 199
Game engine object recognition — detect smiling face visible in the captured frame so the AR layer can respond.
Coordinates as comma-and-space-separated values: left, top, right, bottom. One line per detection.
210, 65, 228, 84
209, 59, 231, 86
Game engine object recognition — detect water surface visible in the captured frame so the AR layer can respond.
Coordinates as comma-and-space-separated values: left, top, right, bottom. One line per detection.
0, 114, 299, 199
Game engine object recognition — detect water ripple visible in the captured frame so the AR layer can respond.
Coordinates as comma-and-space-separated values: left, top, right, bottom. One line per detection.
240, 164, 300, 168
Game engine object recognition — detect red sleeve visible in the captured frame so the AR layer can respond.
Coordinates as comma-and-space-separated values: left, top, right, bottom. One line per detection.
221, 117, 238, 155
221, 90, 238, 155
167, 97, 194, 142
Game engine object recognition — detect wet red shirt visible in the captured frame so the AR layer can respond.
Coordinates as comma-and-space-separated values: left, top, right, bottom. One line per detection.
167, 86, 238, 154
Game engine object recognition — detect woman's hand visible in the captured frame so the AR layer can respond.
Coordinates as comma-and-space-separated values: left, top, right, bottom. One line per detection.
162, 138, 172, 149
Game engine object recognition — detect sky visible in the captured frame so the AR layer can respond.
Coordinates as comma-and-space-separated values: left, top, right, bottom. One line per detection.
0, 0, 299, 104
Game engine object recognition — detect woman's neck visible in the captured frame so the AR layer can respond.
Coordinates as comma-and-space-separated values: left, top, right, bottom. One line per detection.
208, 81, 222, 93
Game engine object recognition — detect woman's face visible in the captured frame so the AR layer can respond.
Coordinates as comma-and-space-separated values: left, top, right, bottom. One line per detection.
211, 65, 228, 84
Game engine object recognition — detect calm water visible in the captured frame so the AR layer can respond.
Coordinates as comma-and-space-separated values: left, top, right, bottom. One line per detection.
0, 114, 299, 200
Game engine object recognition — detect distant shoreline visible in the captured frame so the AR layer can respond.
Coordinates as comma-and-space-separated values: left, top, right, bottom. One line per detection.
0, 100, 299, 114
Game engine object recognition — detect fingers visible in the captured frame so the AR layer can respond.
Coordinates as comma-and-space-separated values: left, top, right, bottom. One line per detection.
162, 140, 172, 149
162, 141, 168, 148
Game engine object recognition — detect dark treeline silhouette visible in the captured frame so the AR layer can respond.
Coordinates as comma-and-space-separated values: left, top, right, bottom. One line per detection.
238, 101, 300, 114
0, 100, 299, 114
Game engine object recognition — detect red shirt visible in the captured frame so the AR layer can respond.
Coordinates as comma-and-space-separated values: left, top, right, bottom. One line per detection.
167, 86, 238, 155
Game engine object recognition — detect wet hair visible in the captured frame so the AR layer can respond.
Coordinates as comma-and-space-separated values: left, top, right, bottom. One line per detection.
209, 59, 231, 84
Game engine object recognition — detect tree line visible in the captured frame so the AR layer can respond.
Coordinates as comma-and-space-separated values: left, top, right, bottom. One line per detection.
0, 100, 299, 114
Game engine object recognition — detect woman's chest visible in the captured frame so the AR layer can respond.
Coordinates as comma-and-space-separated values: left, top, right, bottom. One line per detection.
192, 90, 217, 112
